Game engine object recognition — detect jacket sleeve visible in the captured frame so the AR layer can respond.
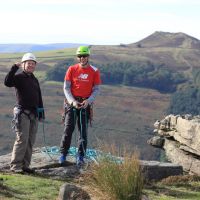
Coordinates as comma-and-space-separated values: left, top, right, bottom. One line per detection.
4, 64, 19, 87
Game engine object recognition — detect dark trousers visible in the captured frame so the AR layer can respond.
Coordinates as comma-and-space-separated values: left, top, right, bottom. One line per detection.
60, 105, 90, 157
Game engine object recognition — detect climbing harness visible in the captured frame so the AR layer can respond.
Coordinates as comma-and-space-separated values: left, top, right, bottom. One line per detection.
12, 105, 35, 131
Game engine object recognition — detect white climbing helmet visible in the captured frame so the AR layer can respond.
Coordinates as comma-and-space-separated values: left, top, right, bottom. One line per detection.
21, 53, 37, 63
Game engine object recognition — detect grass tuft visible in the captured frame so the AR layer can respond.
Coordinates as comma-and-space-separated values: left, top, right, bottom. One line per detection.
87, 146, 144, 200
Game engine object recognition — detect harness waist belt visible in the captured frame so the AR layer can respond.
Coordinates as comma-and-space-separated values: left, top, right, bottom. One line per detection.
74, 96, 89, 103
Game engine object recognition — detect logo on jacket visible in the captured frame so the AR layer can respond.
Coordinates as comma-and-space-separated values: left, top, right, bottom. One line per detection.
78, 73, 88, 80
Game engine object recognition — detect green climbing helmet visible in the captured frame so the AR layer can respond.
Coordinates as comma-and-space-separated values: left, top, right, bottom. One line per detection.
76, 46, 90, 56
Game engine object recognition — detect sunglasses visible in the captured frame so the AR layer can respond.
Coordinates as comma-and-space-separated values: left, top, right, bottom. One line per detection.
77, 55, 89, 58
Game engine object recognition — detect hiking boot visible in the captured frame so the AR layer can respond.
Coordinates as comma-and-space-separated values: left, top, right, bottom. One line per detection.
22, 167, 35, 174
77, 155, 85, 167
59, 155, 66, 164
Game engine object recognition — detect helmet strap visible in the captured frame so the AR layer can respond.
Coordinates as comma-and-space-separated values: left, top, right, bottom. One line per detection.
22, 62, 26, 71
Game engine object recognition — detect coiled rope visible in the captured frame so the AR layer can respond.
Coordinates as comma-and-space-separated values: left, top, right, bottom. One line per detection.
41, 146, 123, 165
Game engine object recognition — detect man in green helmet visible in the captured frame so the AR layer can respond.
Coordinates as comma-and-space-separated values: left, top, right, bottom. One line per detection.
59, 46, 102, 166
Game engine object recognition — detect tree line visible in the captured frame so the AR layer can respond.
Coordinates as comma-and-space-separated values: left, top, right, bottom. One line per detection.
46, 59, 186, 93
168, 68, 200, 115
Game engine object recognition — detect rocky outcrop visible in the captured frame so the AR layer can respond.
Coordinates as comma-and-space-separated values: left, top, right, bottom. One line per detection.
0, 147, 182, 182
148, 114, 200, 175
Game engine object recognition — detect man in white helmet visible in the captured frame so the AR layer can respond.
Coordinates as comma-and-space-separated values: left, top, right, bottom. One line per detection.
4, 52, 45, 174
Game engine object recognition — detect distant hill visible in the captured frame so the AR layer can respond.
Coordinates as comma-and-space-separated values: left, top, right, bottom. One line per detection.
131, 31, 200, 49
0, 43, 88, 53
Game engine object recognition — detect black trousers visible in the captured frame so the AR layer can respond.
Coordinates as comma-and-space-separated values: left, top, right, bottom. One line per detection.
60, 105, 90, 157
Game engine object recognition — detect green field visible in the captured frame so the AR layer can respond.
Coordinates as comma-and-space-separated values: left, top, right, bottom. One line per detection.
1, 173, 200, 200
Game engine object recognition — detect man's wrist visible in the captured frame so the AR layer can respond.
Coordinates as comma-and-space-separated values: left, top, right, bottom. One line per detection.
12, 64, 19, 69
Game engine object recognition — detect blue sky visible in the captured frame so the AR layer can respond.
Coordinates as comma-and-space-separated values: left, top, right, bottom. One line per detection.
1, 0, 200, 45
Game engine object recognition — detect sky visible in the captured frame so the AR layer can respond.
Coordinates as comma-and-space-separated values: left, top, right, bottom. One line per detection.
1, 0, 200, 45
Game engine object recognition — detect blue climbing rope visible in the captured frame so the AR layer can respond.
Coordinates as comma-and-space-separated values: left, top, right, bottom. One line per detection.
41, 146, 123, 165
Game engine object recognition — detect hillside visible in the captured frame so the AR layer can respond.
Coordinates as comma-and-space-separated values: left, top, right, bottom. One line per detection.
132, 31, 200, 49
1, 31, 200, 160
